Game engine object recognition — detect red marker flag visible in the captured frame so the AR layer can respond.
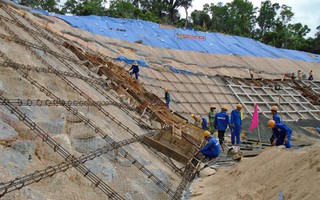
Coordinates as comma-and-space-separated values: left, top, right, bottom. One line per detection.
249, 104, 259, 131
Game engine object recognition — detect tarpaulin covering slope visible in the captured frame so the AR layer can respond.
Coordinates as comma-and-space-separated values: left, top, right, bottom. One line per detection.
49, 14, 320, 63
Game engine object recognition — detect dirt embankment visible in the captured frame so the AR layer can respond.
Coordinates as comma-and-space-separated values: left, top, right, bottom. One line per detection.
190, 144, 320, 200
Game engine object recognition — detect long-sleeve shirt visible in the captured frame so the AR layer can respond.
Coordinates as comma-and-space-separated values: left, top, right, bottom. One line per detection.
199, 136, 220, 159
214, 111, 230, 131
165, 91, 170, 102
129, 65, 139, 73
231, 109, 242, 126
201, 117, 208, 130
273, 113, 282, 123
208, 111, 215, 123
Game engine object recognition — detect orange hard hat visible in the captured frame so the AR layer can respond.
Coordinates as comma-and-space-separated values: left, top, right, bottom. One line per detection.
203, 130, 211, 137
271, 106, 278, 111
267, 120, 276, 128
221, 105, 228, 111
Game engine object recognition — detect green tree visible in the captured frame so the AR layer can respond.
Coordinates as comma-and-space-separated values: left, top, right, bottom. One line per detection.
63, 0, 106, 15
180, 0, 192, 27
20, 0, 61, 12
256, 0, 279, 38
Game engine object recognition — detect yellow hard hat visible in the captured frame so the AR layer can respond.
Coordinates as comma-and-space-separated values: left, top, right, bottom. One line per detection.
191, 114, 195, 118
164, 88, 168, 92
203, 130, 211, 137
300, 117, 304, 120
210, 105, 216, 109
267, 120, 276, 128
236, 104, 242, 109
271, 106, 278, 111
221, 105, 228, 111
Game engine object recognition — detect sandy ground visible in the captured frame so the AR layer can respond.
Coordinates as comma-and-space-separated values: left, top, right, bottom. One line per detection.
190, 144, 320, 200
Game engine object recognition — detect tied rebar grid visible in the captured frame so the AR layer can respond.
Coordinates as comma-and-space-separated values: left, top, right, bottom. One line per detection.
0, 98, 157, 197
0, 51, 176, 200
0, 7, 194, 198
0, 95, 124, 200
0, 98, 115, 107
0, 8, 183, 174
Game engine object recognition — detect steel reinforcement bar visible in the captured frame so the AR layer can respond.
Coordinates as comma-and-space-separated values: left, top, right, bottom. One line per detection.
0, 59, 106, 87
0, 98, 115, 107
0, 15, 182, 175
0, 9, 182, 196
0, 94, 124, 200
0, 51, 176, 197
0, 121, 156, 197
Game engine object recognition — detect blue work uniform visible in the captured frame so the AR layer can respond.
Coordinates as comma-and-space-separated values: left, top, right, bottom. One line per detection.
201, 117, 208, 130
231, 109, 242, 145
199, 136, 221, 159
214, 111, 230, 145
165, 91, 170, 108
273, 123, 292, 148
270, 113, 282, 144
129, 64, 139, 80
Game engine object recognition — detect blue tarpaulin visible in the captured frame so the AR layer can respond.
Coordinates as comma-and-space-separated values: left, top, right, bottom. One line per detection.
164, 65, 193, 75
38, 11, 320, 63
115, 56, 149, 67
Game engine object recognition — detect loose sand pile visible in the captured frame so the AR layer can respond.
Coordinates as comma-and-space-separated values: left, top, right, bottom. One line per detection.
190, 144, 320, 200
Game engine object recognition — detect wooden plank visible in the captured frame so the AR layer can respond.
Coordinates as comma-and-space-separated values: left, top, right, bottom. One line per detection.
142, 137, 190, 164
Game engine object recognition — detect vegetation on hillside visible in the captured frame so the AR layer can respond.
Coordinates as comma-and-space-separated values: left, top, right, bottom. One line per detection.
17, 0, 320, 54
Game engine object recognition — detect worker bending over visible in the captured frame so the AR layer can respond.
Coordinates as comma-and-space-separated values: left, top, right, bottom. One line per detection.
270, 105, 282, 145
231, 104, 242, 145
197, 130, 221, 161
268, 120, 292, 148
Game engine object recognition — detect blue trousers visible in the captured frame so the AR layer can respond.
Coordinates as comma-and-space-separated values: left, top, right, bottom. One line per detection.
130, 71, 139, 80
166, 101, 170, 108
276, 131, 292, 148
231, 125, 241, 145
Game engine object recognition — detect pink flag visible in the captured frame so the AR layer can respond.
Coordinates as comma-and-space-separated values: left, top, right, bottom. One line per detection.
249, 104, 259, 131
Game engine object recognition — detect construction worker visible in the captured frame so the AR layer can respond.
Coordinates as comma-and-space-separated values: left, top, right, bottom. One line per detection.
231, 104, 242, 146
208, 105, 216, 134
129, 61, 139, 80
308, 70, 313, 80
267, 120, 292, 148
191, 114, 208, 130
191, 114, 202, 126
197, 130, 220, 160
164, 88, 170, 108
297, 69, 302, 80
270, 105, 281, 145
214, 105, 230, 150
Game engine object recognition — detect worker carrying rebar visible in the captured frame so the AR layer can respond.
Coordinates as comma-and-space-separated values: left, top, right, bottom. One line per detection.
197, 130, 221, 160
129, 61, 139, 80
270, 105, 282, 145
208, 105, 216, 134
231, 104, 242, 146
214, 105, 230, 150
191, 114, 207, 130
268, 120, 292, 148
164, 88, 170, 108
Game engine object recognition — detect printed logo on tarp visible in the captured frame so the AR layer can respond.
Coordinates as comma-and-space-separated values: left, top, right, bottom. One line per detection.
177, 34, 205, 40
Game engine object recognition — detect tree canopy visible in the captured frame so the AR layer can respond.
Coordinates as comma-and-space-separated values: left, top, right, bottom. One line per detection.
18, 0, 320, 54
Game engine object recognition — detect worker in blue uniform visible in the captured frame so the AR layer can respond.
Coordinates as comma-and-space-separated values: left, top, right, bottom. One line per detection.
268, 120, 292, 148
164, 88, 170, 108
214, 105, 230, 150
201, 117, 208, 130
231, 104, 242, 145
270, 105, 282, 145
129, 61, 139, 80
198, 130, 221, 160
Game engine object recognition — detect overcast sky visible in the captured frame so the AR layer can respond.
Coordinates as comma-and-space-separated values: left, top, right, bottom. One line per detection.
178, 0, 319, 37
